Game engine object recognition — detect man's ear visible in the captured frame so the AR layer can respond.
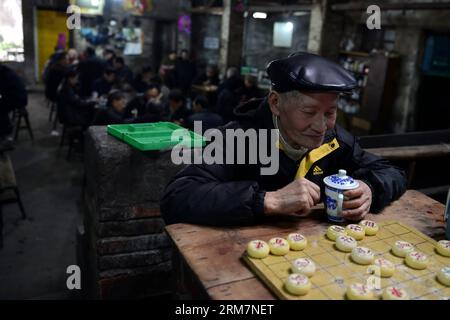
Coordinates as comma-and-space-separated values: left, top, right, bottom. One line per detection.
268, 91, 281, 116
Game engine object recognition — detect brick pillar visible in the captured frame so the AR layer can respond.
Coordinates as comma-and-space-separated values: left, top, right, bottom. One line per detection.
307, 0, 327, 54
81, 126, 184, 299
219, 0, 244, 74
392, 27, 421, 133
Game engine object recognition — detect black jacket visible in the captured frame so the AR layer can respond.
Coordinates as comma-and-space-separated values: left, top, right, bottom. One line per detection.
78, 56, 105, 97
115, 65, 133, 85
93, 108, 134, 125
186, 110, 224, 133
125, 95, 164, 119
45, 63, 68, 102
94, 107, 162, 126
92, 78, 115, 97
216, 76, 244, 123
161, 98, 407, 226
0, 64, 28, 111
57, 81, 94, 126
174, 59, 196, 94
0, 64, 27, 136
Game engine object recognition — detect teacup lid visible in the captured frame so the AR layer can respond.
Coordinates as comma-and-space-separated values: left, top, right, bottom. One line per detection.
323, 169, 359, 190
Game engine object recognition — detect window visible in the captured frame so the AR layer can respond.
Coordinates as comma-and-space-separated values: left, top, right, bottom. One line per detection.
0, 0, 24, 62
273, 22, 294, 48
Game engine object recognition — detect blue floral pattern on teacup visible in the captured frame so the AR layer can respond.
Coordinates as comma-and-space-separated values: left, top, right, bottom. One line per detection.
325, 195, 337, 210
329, 175, 355, 186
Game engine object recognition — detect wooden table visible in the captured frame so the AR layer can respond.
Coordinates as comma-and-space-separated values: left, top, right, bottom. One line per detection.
365, 144, 450, 188
191, 84, 218, 93
366, 144, 450, 161
165, 190, 446, 299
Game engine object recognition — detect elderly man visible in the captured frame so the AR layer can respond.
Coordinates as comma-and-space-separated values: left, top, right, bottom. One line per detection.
161, 52, 407, 226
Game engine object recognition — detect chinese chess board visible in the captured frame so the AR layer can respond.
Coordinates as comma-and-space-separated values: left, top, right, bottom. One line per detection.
242, 221, 450, 300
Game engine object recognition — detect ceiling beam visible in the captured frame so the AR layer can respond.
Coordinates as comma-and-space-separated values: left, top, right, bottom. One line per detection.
189, 7, 224, 15
332, 2, 450, 11
247, 4, 312, 12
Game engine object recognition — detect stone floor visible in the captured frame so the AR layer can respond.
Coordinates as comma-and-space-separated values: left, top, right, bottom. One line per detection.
0, 91, 84, 299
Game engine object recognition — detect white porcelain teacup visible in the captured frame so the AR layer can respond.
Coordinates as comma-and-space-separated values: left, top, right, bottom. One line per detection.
323, 169, 359, 223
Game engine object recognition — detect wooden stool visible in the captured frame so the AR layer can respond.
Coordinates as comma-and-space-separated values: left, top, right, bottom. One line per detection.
59, 125, 84, 161
48, 99, 56, 122
13, 108, 34, 142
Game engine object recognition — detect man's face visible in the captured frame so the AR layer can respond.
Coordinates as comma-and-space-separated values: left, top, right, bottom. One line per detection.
169, 99, 182, 110
113, 98, 126, 113
269, 91, 338, 149
69, 75, 78, 86
145, 88, 160, 99
142, 72, 152, 83
105, 73, 115, 83
206, 68, 215, 78
113, 61, 122, 69
61, 54, 69, 66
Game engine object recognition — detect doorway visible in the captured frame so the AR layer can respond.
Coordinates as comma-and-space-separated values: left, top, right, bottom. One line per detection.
36, 9, 69, 82
416, 32, 450, 131
153, 20, 176, 72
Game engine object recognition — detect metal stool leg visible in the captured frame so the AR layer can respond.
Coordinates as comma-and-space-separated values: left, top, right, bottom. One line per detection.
13, 187, 26, 219
23, 111, 34, 141
52, 107, 58, 131
59, 125, 66, 147
66, 135, 73, 161
49, 102, 54, 122
10, 109, 19, 123
14, 112, 22, 142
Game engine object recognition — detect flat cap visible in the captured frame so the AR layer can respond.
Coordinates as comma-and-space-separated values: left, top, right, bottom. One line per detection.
266, 52, 356, 93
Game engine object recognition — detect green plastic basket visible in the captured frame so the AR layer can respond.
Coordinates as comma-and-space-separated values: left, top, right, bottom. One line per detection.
107, 122, 205, 151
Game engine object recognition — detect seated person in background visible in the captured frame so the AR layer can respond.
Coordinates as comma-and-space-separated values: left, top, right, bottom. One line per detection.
174, 49, 196, 95
113, 56, 133, 89
133, 65, 160, 93
45, 51, 69, 103
186, 95, 224, 134
103, 48, 116, 67
91, 67, 117, 98
67, 48, 79, 65
125, 83, 165, 119
57, 69, 96, 128
193, 64, 221, 107
161, 52, 407, 226
41, 47, 65, 83
0, 63, 28, 139
216, 71, 244, 123
167, 89, 192, 126
78, 47, 105, 98
217, 67, 242, 95
94, 91, 134, 125
239, 75, 263, 103
193, 64, 220, 87
159, 50, 178, 89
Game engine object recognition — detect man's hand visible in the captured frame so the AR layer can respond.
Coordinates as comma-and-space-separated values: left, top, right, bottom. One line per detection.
342, 180, 372, 221
264, 178, 321, 216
